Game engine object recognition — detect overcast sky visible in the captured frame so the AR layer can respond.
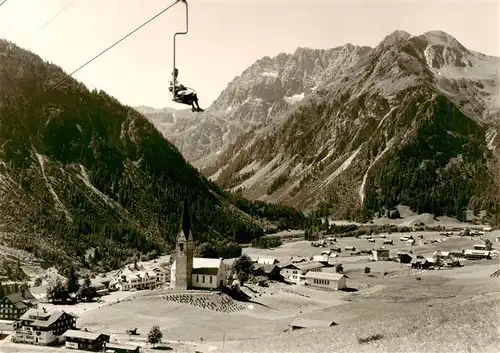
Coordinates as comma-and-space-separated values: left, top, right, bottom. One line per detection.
1, 0, 498, 109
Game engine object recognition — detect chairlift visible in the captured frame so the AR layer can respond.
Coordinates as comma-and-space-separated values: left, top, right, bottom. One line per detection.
171, 0, 188, 104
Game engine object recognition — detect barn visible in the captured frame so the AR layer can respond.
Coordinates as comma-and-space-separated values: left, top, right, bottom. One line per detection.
305, 272, 347, 290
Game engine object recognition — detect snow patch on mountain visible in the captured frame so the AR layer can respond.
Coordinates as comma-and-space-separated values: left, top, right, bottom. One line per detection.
284, 92, 305, 104
262, 71, 279, 78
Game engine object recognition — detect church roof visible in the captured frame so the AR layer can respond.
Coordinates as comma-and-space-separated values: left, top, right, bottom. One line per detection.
193, 258, 221, 269
172, 257, 221, 270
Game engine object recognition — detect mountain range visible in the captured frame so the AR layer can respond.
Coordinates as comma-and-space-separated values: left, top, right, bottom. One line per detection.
0, 39, 305, 274
139, 30, 500, 221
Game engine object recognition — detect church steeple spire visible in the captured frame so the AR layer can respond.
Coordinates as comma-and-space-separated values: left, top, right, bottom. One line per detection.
178, 197, 192, 241
173, 198, 194, 290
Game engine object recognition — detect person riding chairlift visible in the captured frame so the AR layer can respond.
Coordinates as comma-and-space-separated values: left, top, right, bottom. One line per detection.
169, 68, 204, 112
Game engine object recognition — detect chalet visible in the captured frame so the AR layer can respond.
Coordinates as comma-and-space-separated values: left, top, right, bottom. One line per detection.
397, 252, 413, 264
13, 308, 77, 345
410, 258, 431, 269
63, 329, 110, 350
257, 257, 277, 265
289, 318, 337, 331
464, 250, 491, 260
280, 261, 323, 284
0, 290, 38, 320
473, 244, 487, 251
372, 248, 390, 261
305, 272, 347, 290
252, 264, 282, 281
112, 264, 168, 291
104, 342, 140, 353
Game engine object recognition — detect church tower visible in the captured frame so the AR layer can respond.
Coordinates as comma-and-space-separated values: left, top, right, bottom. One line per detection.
173, 199, 194, 290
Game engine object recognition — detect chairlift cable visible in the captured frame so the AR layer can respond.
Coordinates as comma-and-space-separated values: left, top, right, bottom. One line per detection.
1, 0, 78, 67
0, 0, 183, 125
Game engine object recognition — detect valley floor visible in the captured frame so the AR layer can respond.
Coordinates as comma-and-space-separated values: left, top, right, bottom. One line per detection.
0, 230, 498, 353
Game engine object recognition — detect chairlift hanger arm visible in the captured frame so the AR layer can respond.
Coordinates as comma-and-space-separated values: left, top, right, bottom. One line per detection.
172, 0, 188, 100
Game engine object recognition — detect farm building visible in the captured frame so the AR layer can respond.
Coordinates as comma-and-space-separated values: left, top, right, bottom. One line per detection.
63, 329, 110, 350
397, 252, 413, 264
449, 250, 465, 258
313, 254, 330, 265
496, 236, 500, 243
383, 239, 394, 245
104, 342, 140, 353
289, 318, 337, 331
411, 258, 431, 269
344, 246, 356, 251
170, 201, 227, 290
252, 264, 282, 281
305, 272, 347, 290
372, 248, 390, 261
464, 250, 491, 260
78, 279, 109, 296
257, 257, 277, 265
433, 251, 450, 258
12, 308, 77, 346
473, 244, 487, 251
0, 290, 38, 320
281, 261, 323, 284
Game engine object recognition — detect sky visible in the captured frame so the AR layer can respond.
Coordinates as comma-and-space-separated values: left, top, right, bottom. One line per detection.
0, 0, 499, 109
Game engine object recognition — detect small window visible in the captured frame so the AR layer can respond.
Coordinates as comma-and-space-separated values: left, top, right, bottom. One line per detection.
196, 275, 199, 282
202, 275, 205, 283
210, 276, 212, 283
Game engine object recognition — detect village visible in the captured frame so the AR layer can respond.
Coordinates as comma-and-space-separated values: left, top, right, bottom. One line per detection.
0, 206, 498, 353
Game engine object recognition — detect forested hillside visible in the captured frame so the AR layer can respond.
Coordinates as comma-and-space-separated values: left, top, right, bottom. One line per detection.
0, 39, 306, 274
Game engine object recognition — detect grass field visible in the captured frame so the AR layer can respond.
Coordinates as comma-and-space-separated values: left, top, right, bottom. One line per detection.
219, 294, 500, 353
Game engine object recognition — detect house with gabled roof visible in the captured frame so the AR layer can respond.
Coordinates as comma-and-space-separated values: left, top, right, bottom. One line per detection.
0, 290, 38, 321
12, 308, 77, 345
280, 261, 323, 284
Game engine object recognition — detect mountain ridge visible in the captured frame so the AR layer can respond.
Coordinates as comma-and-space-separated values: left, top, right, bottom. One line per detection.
141, 29, 500, 222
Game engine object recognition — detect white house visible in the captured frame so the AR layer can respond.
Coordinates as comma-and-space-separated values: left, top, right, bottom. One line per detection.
12, 308, 77, 346
111, 264, 168, 291
305, 272, 347, 290
171, 258, 226, 290
280, 261, 323, 284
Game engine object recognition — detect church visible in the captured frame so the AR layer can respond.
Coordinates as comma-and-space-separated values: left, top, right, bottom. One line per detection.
170, 200, 227, 290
